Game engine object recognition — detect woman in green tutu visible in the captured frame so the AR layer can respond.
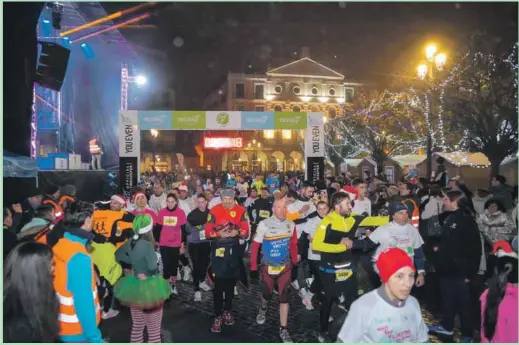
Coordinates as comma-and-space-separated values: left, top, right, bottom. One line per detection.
115, 214, 171, 343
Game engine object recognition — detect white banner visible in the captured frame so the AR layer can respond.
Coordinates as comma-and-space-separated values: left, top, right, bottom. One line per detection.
206, 111, 242, 130
119, 110, 140, 158
304, 112, 325, 158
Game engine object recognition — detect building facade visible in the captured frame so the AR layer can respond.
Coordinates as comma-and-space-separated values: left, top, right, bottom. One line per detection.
202, 50, 361, 173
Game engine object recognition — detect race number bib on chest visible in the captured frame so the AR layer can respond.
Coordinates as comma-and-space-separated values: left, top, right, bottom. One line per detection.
163, 216, 178, 226
259, 210, 270, 218
335, 269, 353, 282
216, 247, 225, 257
268, 265, 285, 275
199, 230, 206, 240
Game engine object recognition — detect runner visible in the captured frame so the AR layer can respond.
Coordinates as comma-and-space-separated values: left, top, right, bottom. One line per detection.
205, 189, 249, 333
250, 198, 298, 343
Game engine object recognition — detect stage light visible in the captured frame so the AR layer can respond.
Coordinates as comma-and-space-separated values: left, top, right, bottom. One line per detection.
135, 75, 147, 86
80, 43, 94, 59
43, 19, 51, 24
80, 43, 87, 48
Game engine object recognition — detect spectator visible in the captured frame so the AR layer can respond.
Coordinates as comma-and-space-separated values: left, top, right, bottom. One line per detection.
477, 199, 516, 246
3, 207, 17, 260
490, 175, 514, 212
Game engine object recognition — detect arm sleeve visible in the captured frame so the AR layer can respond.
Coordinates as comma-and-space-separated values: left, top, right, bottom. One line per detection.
205, 212, 220, 239
239, 211, 250, 239
181, 224, 187, 243
10, 211, 21, 234
144, 242, 159, 274
351, 237, 379, 252
312, 221, 347, 253
250, 241, 261, 271
67, 253, 103, 343
414, 246, 425, 271
290, 229, 298, 264
286, 211, 301, 221
359, 216, 389, 227
253, 221, 266, 243
115, 242, 131, 265
122, 212, 135, 222
337, 299, 366, 342
421, 198, 437, 220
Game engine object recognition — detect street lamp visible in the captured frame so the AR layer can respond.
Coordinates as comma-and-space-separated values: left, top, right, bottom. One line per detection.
249, 140, 262, 173
150, 129, 158, 168
417, 44, 447, 178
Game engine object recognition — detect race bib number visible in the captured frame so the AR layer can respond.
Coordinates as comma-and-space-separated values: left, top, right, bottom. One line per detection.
259, 210, 270, 218
216, 248, 225, 257
335, 269, 353, 282
163, 216, 178, 226
199, 230, 206, 240
268, 265, 285, 275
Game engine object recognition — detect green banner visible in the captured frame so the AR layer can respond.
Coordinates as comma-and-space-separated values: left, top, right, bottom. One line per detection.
172, 111, 206, 129
274, 112, 307, 129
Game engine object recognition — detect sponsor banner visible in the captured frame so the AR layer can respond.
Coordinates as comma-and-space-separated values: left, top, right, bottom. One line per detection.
305, 113, 325, 158
274, 112, 307, 129
172, 111, 206, 129
206, 111, 242, 130
241, 112, 275, 129
119, 157, 138, 195
306, 157, 325, 185
138, 111, 173, 130
119, 111, 140, 158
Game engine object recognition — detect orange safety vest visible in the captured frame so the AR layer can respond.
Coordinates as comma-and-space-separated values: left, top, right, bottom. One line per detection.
34, 226, 52, 244
113, 219, 133, 249
403, 198, 420, 228
59, 195, 76, 208
93, 209, 125, 239
43, 198, 64, 221
89, 139, 101, 154
53, 238, 101, 337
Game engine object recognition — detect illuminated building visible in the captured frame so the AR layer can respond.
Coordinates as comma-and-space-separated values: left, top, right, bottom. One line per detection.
202, 47, 361, 172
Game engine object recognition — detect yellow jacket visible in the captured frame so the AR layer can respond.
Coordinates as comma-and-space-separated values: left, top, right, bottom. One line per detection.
90, 242, 122, 286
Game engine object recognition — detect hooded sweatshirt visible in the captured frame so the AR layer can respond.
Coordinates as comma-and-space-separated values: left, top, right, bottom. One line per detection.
480, 284, 518, 343
185, 208, 209, 244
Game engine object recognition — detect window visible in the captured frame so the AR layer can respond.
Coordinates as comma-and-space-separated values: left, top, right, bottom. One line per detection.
254, 84, 264, 99
345, 88, 354, 102
328, 107, 337, 118
282, 130, 292, 140
311, 86, 319, 95
235, 83, 245, 98
274, 105, 283, 111
329, 88, 336, 96
274, 84, 283, 94
255, 106, 264, 112
384, 166, 395, 183
236, 105, 245, 111
292, 105, 301, 112
293, 85, 301, 95
263, 130, 275, 139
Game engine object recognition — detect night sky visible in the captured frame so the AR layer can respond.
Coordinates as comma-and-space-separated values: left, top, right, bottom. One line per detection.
103, 2, 517, 109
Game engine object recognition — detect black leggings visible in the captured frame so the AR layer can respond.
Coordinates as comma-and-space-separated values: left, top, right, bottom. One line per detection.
160, 246, 189, 282
319, 270, 358, 333
188, 242, 211, 291
308, 260, 323, 295
212, 277, 236, 316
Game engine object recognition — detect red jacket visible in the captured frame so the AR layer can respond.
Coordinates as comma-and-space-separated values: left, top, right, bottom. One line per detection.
205, 204, 250, 240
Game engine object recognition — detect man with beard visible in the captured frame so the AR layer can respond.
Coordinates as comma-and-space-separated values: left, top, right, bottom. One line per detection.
205, 189, 249, 333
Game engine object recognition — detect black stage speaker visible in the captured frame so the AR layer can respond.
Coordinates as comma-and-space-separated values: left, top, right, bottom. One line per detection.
35, 41, 70, 91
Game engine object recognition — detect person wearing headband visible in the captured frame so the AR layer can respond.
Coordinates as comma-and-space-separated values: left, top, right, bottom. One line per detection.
337, 247, 429, 343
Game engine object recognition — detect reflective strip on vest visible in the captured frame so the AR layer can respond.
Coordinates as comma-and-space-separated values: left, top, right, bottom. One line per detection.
57, 290, 101, 323
55, 212, 63, 217
89, 140, 101, 154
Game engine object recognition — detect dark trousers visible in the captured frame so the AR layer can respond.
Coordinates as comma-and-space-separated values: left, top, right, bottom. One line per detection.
308, 260, 323, 295
440, 276, 473, 337
470, 274, 486, 334
319, 270, 357, 333
188, 242, 211, 291
238, 242, 249, 289
212, 277, 236, 316
160, 246, 188, 281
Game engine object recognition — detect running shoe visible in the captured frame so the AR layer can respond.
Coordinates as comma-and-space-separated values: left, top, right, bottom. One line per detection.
317, 332, 332, 343
199, 281, 212, 292
171, 286, 179, 295
234, 286, 238, 296
223, 310, 235, 326
211, 316, 223, 333
429, 325, 454, 336
194, 291, 202, 302
279, 327, 293, 343
256, 307, 267, 325
300, 290, 314, 311
290, 280, 300, 290
101, 309, 119, 320
183, 266, 192, 282
459, 336, 472, 343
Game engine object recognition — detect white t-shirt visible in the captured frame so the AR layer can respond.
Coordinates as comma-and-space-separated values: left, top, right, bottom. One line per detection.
369, 221, 424, 265
302, 216, 323, 261
337, 290, 429, 343
208, 196, 222, 209
352, 197, 372, 216
149, 193, 167, 214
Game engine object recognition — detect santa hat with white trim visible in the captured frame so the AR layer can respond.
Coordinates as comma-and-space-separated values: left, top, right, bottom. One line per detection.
493, 240, 518, 259
111, 194, 127, 207
132, 214, 153, 240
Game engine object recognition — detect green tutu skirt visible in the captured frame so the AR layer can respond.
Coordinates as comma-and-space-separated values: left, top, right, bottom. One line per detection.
115, 275, 171, 309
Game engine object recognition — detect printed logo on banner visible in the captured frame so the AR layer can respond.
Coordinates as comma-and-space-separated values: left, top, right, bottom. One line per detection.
206, 111, 242, 130
172, 111, 206, 129
241, 112, 275, 129
138, 111, 173, 129
119, 111, 140, 158
119, 157, 138, 194
274, 112, 307, 129
306, 157, 325, 185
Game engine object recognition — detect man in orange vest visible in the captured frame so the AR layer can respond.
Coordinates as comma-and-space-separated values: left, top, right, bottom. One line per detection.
42, 185, 65, 223
89, 135, 102, 171
398, 182, 421, 229
53, 201, 103, 343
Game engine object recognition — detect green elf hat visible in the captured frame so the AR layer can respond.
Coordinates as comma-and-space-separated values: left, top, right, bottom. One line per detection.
132, 214, 153, 240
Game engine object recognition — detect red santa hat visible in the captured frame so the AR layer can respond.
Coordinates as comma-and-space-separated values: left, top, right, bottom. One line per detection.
341, 185, 358, 200
376, 247, 415, 283
111, 194, 127, 207
493, 240, 518, 259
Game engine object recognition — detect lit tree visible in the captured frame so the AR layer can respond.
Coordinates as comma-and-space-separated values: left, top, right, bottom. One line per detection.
440, 43, 518, 178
